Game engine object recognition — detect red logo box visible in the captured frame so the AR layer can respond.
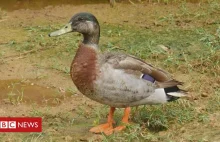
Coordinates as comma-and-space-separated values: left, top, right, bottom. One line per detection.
0, 117, 42, 132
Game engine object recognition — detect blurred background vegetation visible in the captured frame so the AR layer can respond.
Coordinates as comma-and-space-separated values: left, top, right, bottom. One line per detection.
0, 0, 216, 11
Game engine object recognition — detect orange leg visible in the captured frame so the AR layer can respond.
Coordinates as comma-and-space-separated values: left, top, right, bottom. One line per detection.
89, 107, 115, 135
114, 107, 131, 132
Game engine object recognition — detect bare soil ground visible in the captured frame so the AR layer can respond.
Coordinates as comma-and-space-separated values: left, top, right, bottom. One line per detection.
0, 1, 219, 142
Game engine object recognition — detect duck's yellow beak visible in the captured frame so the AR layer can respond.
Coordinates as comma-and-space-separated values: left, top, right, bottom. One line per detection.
49, 22, 72, 37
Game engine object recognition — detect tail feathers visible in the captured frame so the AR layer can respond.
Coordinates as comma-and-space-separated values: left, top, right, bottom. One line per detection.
156, 79, 183, 88
151, 87, 187, 104
164, 86, 187, 102
167, 91, 187, 97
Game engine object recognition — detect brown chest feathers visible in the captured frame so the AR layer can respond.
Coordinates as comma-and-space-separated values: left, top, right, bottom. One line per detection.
70, 44, 98, 94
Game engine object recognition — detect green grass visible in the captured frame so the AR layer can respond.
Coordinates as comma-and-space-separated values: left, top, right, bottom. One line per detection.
3, 81, 25, 105
10, 23, 219, 77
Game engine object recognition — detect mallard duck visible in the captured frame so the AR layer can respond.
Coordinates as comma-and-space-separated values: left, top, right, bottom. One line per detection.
49, 12, 187, 135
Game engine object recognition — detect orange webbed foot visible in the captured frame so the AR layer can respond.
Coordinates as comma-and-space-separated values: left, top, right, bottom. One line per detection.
114, 125, 126, 132
114, 107, 131, 132
90, 107, 116, 135
89, 123, 114, 135
89, 107, 131, 135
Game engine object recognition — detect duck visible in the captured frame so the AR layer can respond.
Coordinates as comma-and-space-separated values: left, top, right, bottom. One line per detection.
49, 12, 187, 135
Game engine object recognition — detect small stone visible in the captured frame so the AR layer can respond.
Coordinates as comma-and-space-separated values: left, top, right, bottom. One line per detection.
31, 83, 34, 86
59, 87, 65, 93
201, 93, 208, 97
157, 44, 170, 52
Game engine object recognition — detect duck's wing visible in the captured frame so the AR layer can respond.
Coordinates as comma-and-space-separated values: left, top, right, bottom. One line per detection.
102, 53, 182, 88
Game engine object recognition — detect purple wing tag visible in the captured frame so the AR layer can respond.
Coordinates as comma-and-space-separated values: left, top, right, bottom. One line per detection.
141, 74, 155, 83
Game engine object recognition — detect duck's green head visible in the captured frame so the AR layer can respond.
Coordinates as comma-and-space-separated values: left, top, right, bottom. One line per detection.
49, 12, 100, 45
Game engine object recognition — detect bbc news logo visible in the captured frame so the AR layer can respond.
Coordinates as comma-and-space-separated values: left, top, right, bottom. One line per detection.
0, 117, 42, 132
0, 121, 16, 129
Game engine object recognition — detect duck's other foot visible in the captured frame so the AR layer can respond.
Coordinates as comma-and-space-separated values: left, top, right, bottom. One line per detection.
89, 123, 114, 135
90, 107, 116, 135
114, 125, 126, 132
114, 107, 131, 132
